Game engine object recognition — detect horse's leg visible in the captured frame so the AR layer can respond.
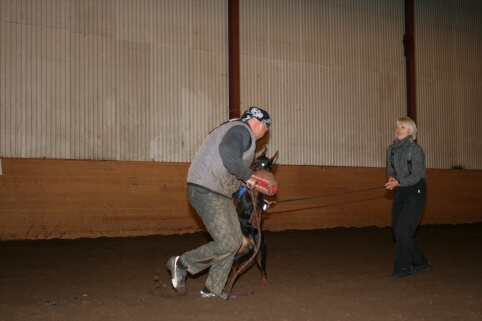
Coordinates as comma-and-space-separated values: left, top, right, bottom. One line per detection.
225, 235, 253, 295
255, 233, 268, 287
225, 258, 240, 295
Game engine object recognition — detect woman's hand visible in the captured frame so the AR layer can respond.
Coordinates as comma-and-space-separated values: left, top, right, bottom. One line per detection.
385, 177, 399, 190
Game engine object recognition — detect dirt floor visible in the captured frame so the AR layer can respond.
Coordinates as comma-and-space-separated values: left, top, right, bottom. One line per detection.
1, 223, 481, 321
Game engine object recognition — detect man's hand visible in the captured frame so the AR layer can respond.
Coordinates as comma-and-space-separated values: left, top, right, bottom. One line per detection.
246, 176, 257, 189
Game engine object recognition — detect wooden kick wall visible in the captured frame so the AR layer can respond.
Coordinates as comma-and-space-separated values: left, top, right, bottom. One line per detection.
0, 158, 480, 241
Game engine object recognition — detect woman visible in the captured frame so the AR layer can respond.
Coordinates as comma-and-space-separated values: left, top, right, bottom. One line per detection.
385, 117, 432, 277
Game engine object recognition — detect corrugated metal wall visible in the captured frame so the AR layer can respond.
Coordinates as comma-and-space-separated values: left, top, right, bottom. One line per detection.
0, 0, 229, 162
1, 0, 480, 169
416, 0, 482, 169
239, 0, 407, 166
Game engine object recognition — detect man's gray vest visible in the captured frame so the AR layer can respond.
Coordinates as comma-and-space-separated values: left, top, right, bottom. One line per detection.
187, 121, 256, 197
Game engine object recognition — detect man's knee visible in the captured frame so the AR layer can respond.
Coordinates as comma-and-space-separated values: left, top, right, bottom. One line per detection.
231, 233, 244, 253
219, 233, 243, 254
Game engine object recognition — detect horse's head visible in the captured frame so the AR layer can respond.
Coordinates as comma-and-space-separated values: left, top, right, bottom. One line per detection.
250, 147, 278, 172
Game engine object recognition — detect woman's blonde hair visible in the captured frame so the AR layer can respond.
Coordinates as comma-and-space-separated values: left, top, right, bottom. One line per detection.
397, 117, 417, 141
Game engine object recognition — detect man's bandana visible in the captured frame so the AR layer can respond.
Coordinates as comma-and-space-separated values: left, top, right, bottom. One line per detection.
241, 107, 271, 129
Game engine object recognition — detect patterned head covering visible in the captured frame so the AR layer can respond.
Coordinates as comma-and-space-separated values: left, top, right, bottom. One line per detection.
241, 107, 271, 129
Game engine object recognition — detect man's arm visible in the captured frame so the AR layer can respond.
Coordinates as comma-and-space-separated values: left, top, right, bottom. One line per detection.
219, 125, 253, 181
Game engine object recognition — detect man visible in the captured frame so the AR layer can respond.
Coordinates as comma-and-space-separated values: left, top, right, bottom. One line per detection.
167, 107, 271, 299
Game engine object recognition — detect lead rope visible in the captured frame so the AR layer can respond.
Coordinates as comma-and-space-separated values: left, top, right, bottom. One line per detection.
269, 186, 386, 206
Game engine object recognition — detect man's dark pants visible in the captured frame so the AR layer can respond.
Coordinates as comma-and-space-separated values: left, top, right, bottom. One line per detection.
180, 184, 243, 295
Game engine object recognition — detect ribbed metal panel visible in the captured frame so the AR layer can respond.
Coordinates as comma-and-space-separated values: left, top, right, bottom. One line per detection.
240, 0, 406, 167
1, 0, 72, 159
0, 0, 228, 162
1, 0, 480, 169
416, 0, 482, 169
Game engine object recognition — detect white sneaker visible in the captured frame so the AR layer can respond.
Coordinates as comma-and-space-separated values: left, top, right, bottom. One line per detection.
200, 287, 235, 300
167, 256, 187, 291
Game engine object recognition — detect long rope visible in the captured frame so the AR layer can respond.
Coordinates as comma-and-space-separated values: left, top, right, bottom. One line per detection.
269, 186, 386, 205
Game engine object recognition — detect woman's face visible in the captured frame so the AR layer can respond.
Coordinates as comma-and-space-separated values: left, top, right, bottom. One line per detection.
395, 121, 411, 141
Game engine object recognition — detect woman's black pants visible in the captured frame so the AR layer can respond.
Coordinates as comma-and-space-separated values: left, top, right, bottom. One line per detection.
392, 179, 429, 273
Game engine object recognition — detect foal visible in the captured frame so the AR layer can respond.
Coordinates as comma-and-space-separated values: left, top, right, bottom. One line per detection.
224, 149, 278, 295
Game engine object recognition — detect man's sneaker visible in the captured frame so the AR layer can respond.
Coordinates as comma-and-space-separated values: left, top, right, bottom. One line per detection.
167, 256, 187, 292
200, 287, 216, 298
200, 286, 235, 300
412, 263, 432, 275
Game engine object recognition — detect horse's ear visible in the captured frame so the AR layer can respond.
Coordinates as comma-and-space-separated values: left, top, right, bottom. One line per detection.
270, 151, 279, 165
260, 146, 268, 158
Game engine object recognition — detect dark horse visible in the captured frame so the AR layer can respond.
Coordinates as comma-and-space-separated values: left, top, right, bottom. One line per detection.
224, 148, 278, 296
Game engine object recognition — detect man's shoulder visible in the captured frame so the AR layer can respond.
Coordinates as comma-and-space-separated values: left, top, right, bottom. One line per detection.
223, 120, 251, 134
